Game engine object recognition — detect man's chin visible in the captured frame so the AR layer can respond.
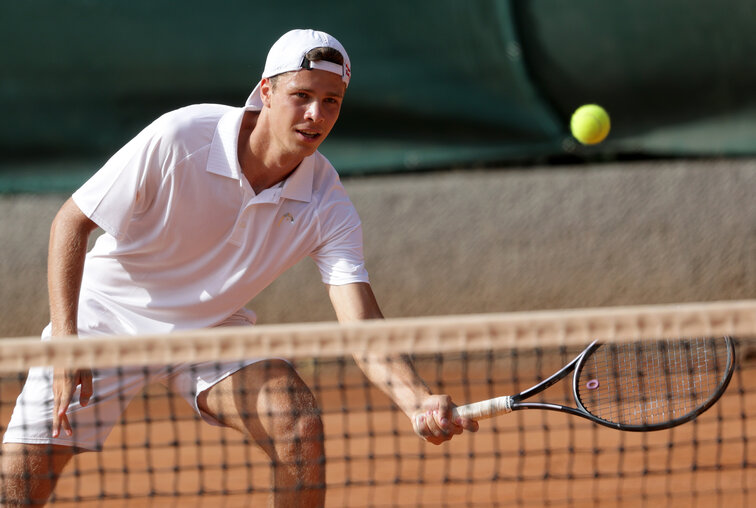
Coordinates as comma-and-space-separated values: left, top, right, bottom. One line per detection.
294, 139, 324, 156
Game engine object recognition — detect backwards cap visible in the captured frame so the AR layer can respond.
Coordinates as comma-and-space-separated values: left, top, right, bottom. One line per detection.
245, 29, 351, 110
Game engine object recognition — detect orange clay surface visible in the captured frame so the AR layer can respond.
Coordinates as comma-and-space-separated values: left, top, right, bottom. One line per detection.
2, 356, 754, 507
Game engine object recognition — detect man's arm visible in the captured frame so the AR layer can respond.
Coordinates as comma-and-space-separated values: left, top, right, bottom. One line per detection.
49, 198, 98, 336
327, 282, 478, 444
48, 198, 99, 437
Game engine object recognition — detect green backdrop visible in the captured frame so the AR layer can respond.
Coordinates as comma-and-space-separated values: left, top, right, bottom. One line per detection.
2, 0, 755, 192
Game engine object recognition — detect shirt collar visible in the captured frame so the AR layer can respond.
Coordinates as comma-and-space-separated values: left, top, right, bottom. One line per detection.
206, 108, 243, 180
281, 155, 314, 203
207, 107, 314, 203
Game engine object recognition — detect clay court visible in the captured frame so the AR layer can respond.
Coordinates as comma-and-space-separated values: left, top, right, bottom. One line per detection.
2, 335, 751, 507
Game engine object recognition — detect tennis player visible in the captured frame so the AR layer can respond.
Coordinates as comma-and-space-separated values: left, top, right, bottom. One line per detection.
1, 29, 478, 506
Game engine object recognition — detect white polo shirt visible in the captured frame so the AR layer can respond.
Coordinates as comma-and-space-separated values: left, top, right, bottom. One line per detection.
71, 104, 369, 334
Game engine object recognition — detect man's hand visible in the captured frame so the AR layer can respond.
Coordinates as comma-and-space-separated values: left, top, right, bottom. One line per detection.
52, 367, 93, 438
412, 394, 479, 445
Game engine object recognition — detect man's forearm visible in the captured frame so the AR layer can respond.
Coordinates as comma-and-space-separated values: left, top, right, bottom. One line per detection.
352, 352, 432, 416
329, 283, 433, 414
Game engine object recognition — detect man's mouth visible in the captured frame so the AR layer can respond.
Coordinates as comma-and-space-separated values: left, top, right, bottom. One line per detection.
296, 129, 321, 140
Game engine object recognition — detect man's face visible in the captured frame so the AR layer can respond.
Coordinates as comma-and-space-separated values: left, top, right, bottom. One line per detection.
261, 69, 345, 159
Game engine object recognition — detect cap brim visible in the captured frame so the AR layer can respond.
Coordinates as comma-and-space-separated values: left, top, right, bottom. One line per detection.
244, 81, 263, 110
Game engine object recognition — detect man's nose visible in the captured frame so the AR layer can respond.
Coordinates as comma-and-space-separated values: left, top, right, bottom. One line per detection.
305, 101, 324, 122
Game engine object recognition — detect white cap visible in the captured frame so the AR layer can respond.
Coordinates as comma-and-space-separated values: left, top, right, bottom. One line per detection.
245, 29, 351, 110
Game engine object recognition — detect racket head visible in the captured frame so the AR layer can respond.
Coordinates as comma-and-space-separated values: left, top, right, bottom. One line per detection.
573, 336, 735, 431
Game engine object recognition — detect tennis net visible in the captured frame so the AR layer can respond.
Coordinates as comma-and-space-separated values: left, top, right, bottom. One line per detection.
1, 300, 754, 507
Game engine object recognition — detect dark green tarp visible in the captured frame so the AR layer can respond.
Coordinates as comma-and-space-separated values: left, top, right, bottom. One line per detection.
2, 0, 755, 192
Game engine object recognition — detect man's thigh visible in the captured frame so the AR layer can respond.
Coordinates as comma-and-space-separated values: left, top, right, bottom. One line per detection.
197, 359, 320, 439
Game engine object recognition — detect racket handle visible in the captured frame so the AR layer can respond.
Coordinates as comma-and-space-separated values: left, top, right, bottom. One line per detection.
452, 396, 513, 421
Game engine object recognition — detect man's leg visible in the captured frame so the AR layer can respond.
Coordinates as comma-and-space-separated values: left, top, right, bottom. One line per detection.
1, 443, 75, 507
197, 360, 325, 507
3, 363, 159, 506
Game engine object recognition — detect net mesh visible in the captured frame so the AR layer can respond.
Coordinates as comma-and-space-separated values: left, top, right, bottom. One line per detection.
1, 300, 755, 507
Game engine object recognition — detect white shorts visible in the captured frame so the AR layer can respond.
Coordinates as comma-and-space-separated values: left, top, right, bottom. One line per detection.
3, 308, 262, 451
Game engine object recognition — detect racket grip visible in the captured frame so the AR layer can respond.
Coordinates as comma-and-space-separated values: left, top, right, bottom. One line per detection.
452, 396, 513, 421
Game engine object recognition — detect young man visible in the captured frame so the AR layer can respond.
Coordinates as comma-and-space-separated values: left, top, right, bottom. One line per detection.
1, 29, 478, 506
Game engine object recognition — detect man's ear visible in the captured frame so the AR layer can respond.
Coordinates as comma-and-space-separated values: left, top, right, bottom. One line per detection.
260, 77, 273, 107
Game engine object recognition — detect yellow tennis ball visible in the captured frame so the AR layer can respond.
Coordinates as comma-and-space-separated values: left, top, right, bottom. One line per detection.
570, 104, 610, 145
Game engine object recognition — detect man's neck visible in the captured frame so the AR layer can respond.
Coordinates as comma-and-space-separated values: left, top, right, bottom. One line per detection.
237, 111, 303, 195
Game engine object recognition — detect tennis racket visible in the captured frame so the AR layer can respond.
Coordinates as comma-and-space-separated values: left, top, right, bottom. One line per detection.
452, 336, 735, 431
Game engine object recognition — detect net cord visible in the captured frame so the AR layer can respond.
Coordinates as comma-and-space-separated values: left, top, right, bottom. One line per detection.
0, 300, 753, 372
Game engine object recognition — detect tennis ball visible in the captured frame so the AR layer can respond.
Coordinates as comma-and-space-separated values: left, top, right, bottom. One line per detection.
570, 104, 610, 145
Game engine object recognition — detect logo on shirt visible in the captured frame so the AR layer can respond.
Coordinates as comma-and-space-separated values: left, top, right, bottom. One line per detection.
278, 212, 294, 226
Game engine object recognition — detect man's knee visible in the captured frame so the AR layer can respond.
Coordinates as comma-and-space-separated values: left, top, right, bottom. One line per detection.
291, 409, 325, 451
255, 360, 318, 416
250, 362, 324, 457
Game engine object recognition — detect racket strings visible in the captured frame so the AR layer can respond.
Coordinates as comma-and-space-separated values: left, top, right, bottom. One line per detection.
576, 338, 728, 426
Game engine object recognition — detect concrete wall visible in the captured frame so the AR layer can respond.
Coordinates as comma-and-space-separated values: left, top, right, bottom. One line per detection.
2, 158, 755, 338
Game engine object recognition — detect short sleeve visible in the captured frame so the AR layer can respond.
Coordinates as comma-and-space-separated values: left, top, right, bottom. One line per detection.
72, 122, 162, 240
310, 194, 370, 286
